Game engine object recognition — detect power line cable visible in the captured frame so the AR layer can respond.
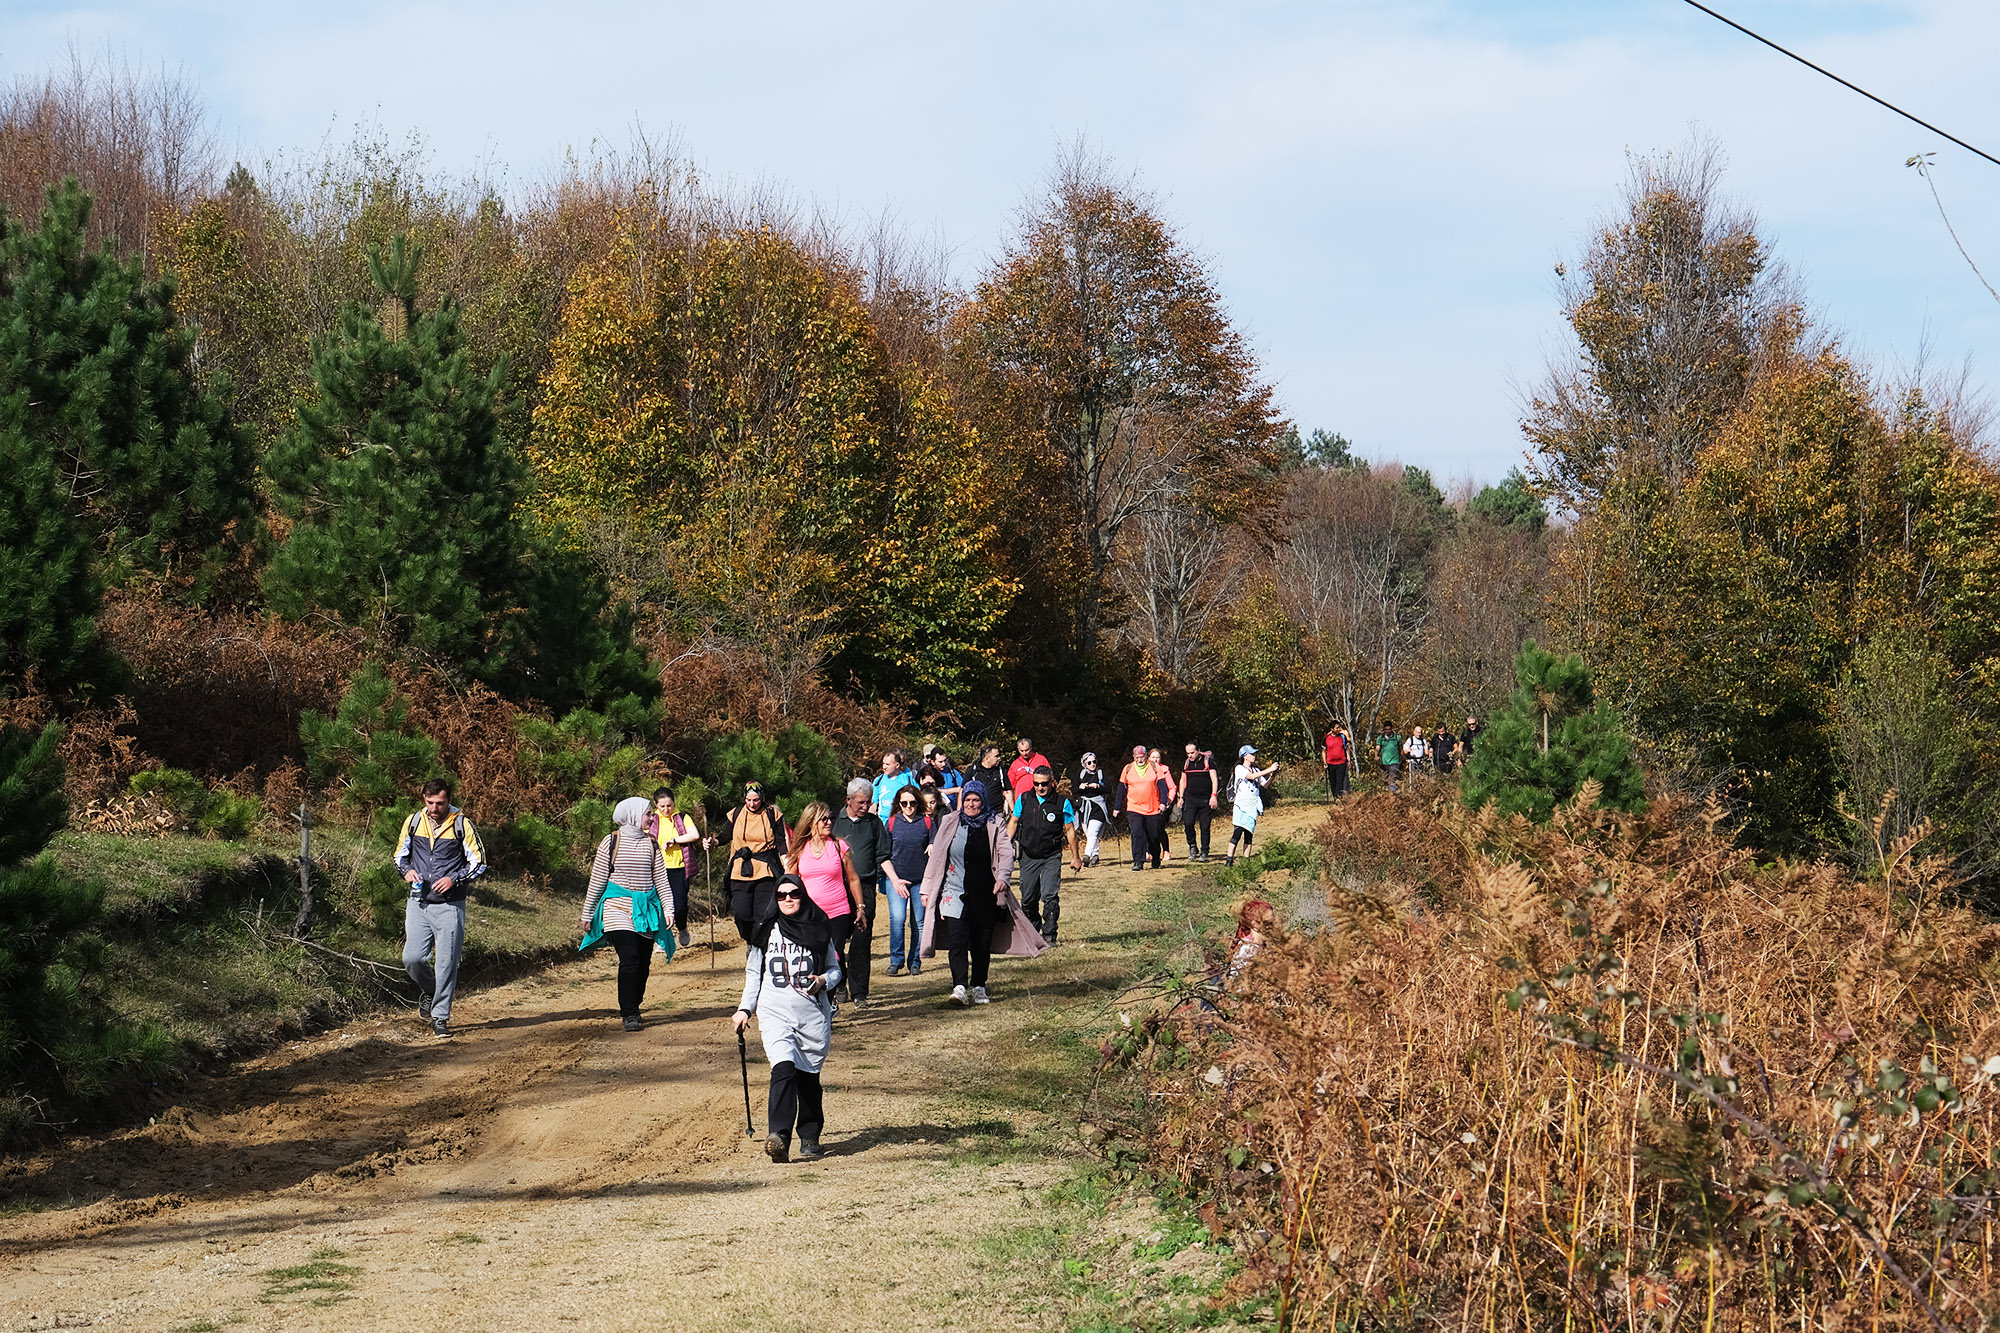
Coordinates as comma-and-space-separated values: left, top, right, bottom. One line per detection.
1679, 0, 2000, 170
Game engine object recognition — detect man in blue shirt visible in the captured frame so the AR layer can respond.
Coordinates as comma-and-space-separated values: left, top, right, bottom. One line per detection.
871, 749, 917, 816
926, 747, 964, 809
1007, 765, 1078, 946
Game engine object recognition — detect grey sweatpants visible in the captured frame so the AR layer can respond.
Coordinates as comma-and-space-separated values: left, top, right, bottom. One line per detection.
404, 898, 467, 1021
1018, 853, 1062, 942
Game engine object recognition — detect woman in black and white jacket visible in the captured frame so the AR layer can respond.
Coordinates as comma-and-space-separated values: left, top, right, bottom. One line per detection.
732, 874, 841, 1163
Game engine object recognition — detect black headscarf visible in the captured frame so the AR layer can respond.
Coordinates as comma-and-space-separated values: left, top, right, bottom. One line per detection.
751, 873, 834, 973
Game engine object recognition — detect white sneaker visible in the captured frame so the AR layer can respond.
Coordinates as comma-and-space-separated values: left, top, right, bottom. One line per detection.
971, 986, 990, 1005
951, 985, 968, 1007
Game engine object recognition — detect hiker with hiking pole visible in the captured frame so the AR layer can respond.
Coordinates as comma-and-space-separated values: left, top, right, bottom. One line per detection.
732, 873, 841, 1162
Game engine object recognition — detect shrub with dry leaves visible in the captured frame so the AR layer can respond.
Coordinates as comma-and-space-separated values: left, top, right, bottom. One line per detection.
1147, 790, 2000, 1330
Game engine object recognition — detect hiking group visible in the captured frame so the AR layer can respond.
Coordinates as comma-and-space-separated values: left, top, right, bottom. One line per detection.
1319, 715, 1482, 797
389, 732, 1305, 1162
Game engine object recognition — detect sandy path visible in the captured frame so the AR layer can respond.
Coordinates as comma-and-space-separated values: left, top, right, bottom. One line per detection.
0, 804, 1323, 1333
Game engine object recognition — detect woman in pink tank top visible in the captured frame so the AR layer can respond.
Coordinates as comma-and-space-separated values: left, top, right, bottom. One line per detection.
784, 802, 868, 1005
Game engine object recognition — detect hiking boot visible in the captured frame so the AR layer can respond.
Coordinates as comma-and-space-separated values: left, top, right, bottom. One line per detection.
908, 963, 922, 976
1043, 937, 1059, 948
797, 1137, 824, 1161
971, 986, 990, 1005
886, 963, 904, 977
432, 1018, 452, 1039
1085, 853, 1099, 868
951, 985, 969, 1007
418, 991, 434, 1020
622, 1015, 644, 1031
677, 925, 692, 948
1225, 855, 1236, 867
765, 1133, 790, 1163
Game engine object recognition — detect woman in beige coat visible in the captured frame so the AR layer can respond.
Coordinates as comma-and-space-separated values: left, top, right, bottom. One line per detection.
917, 780, 1044, 1004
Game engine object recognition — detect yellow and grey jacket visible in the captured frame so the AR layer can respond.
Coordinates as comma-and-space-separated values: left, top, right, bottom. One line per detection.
393, 806, 487, 903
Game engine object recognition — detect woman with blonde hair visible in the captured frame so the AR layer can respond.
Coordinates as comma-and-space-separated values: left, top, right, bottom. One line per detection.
784, 801, 868, 1004
579, 797, 675, 1030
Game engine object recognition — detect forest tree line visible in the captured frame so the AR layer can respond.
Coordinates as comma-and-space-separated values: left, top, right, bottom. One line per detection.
4, 55, 1998, 898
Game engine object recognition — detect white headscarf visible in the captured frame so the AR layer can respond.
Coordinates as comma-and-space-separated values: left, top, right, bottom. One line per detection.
613, 796, 652, 834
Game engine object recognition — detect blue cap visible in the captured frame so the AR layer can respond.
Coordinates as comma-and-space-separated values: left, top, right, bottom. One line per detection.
1239, 744, 1257, 757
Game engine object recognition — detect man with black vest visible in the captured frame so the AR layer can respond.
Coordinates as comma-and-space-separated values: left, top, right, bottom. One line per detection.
395, 777, 488, 1039
1007, 765, 1078, 946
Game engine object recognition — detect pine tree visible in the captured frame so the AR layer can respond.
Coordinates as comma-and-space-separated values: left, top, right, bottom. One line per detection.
263, 237, 521, 675
0, 180, 259, 591
298, 659, 444, 820
1460, 642, 1646, 822
0, 722, 168, 1142
0, 410, 107, 695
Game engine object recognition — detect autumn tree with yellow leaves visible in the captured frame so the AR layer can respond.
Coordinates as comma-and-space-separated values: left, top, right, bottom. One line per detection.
529, 218, 1016, 708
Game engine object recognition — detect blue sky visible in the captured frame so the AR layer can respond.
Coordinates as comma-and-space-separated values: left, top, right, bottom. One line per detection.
5, 0, 1997, 485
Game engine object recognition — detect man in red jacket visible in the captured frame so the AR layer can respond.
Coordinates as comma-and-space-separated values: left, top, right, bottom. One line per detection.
1323, 725, 1351, 799
1007, 736, 1051, 799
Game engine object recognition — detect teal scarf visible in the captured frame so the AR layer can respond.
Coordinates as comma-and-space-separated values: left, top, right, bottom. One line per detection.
579, 881, 677, 958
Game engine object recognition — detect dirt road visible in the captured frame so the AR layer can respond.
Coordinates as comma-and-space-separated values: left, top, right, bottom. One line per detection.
0, 805, 1320, 1333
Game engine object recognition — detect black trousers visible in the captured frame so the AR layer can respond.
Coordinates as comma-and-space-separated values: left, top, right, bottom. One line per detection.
845, 877, 875, 999
730, 877, 777, 941
1326, 762, 1349, 798
768, 1060, 824, 1144
1182, 804, 1213, 856
607, 929, 652, 1016
664, 865, 689, 929
946, 887, 995, 989
1128, 812, 1166, 868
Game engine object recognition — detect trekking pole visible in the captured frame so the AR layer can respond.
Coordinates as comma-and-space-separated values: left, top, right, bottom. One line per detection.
737, 1030, 756, 1136
704, 813, 716, 970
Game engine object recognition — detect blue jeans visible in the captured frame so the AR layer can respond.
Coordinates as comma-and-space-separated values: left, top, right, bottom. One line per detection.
884, 872, 925, 971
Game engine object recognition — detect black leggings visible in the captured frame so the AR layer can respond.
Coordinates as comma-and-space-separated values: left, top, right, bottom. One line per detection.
1126, 812, 1167, 869
768, 1060, 824, 1144
1182, 804, 1213, 856
664, 865, 689, 929
828, 913, 854, 997
607, 929, 653, 1016
1326, 762, 1349, 798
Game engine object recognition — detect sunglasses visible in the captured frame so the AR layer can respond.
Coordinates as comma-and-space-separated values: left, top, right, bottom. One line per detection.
1033, 780, 1051, 787
898, 797, 919, 806
775, 889, 802, 901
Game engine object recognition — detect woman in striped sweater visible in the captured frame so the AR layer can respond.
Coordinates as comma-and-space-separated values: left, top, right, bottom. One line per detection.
578, 797, 676, 1030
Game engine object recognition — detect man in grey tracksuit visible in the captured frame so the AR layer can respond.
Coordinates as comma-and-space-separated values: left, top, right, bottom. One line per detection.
394, 778, 488, 1038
